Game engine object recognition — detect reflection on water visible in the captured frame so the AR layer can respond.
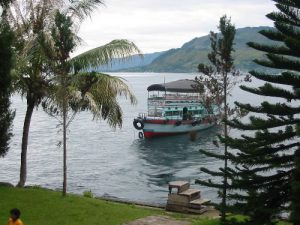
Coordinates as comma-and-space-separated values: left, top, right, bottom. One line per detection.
130, 127, 223, 202
135, 127, 221, 170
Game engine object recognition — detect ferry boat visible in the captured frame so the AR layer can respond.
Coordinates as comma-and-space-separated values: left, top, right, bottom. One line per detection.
133, 79, 219, 138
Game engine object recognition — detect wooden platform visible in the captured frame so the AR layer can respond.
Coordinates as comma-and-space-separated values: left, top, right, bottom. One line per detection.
169, 181, 189, 188
166, 181, 210, 214
168, 181, 190, 194
179, 188, 200, 201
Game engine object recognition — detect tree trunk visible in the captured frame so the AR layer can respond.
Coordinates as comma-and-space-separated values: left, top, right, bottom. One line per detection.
61, 68, 68, 196
221, 73, 228, 223
62, 100, 67, 196
17, 96, 35, 187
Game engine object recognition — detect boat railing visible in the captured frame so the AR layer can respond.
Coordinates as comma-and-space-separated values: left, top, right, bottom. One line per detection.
148, 95, 200, 101
138, 113, 147, 119
146, 116, 165, 120
148, 99, 201, 105
165, 96, 199, 101
164, 102, 201, 106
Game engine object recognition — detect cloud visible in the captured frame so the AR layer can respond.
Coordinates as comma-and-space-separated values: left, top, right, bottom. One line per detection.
75, 0, 276, 55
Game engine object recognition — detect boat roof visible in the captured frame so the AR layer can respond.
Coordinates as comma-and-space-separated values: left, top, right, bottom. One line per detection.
147, 79, 198, 93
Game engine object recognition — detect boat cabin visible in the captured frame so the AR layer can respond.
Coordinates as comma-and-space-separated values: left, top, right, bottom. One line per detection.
146, 79, 207, 120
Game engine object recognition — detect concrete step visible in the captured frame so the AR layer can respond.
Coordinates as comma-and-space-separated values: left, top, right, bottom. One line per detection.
179, 188, 200, 201
166, 204, 188, 213
168, 181, 190, 194
179, 188, 200, 196
190, 198, 210, 205
188, 207, 210, 214
167, 193, 190, 206
190, 198, 211, 209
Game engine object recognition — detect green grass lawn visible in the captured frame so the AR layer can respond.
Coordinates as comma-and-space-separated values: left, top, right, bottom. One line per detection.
0, 186, 164, 225
0, 186, 292, 225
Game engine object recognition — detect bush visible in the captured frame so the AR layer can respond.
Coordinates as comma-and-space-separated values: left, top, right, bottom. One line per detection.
83, 190, 93, 198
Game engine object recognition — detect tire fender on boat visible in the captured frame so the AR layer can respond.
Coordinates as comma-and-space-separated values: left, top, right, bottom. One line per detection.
175, 120, 182, 126
191, 121, 198, 126
138, 132, 144, 139
133, 119, 144, 130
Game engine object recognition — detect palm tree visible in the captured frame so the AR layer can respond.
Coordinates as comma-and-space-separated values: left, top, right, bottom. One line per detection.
9, 0, 58, 187
41, 9, 140, 196
10, 0, 141, 188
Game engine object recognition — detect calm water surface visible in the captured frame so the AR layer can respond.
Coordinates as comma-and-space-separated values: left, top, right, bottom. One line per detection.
0, 73, 264, 204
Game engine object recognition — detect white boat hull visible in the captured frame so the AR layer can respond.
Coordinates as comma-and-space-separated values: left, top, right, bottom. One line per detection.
140, 119, 216, 138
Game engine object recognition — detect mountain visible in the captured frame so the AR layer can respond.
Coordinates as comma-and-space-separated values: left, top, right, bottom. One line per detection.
130, 26, 272, 73
97, 26, 273, 73
97, 51, 164, 72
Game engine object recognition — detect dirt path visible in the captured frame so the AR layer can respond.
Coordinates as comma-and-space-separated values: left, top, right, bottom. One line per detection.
122, 216, 190, 225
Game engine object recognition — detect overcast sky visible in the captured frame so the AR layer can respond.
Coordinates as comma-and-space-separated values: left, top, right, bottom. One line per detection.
76, 0, 276, 55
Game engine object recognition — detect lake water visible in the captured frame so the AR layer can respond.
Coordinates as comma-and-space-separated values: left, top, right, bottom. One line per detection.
0, 72, 265, 205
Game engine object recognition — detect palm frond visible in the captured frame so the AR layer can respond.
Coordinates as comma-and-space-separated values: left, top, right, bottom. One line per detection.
71, 72, 137, 127
70, 39, 143, 71
66, 0, 104, 21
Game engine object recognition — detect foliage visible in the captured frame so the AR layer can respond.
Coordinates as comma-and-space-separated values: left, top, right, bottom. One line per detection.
40, 7, 140, 195
9, 0, 64, 187
195, 15, 237, 223
0, 0, 12, 8
83, 190, 93, 198
0, 186, 162, 225
222, 0, 300, 224
191, 219, 220, 225
0, 13, 14, 157
50, 10, 76, 197
8, 0, 140, 189
290, 149, 300, 224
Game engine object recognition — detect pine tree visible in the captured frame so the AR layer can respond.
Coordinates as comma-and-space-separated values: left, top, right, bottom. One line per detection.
290, 149, 300, 224
195, 15, 237, 223
43, 10, 139, 196
49, 10, 76, 196
222, 0, 300, 223
0, 2, 14, 157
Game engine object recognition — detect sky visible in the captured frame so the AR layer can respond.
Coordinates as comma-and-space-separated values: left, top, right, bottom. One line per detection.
76, 0, 277, 55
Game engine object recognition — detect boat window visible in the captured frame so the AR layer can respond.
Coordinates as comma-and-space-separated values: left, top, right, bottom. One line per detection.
165, 111, 172, 116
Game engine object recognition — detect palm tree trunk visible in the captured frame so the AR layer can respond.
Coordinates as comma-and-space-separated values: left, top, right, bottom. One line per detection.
17, 96, 35, 187
61, 69, 68, 196
62, 100, 67, 196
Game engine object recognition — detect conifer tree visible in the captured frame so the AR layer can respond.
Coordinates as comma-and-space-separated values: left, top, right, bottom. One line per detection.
0, 1, 14, 157
222, 0, 300, 223
50, 10, 76, 196
291, 149, 300, 225
43, 10, 139, 196
195, 15, 237, 223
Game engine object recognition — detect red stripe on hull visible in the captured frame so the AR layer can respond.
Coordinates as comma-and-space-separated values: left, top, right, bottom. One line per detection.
144, 120, 166, 124
144, 120, 196, 125
144, 131, 186, 138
